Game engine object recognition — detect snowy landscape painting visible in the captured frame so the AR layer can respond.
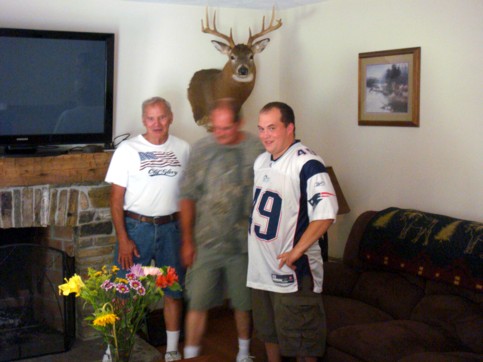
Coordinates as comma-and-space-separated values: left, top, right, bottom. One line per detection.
358, 47, 420, 127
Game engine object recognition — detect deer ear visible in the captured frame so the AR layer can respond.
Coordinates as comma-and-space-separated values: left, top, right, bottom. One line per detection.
211, 40, 232, 55
251, 38, 270, 54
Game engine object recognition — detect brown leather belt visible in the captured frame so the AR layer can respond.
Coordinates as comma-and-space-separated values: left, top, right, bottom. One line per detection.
125, 210, 179, 225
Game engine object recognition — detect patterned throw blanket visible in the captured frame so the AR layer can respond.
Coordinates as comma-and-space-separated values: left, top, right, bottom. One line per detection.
359, 207, 482, 291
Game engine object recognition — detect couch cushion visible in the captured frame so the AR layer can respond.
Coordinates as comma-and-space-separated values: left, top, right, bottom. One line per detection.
323, 261, 361, 297
411, 294, 483, 353
328, 320, 459, 362
326, 347, 365, 362
351, 270, 424, 319
398, 351, 483, 362
323, 295, 393, 332
425, 279, 483, 304
358, 207, 483, 292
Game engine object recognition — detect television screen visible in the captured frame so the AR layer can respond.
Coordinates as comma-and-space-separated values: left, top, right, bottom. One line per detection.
0, 28, 114, 154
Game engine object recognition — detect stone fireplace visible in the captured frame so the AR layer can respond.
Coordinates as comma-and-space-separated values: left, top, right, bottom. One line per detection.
0, 152, 115, 341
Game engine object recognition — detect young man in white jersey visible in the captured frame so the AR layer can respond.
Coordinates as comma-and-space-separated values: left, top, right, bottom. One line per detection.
247, 102, 339, 362
105, 97, 190, 361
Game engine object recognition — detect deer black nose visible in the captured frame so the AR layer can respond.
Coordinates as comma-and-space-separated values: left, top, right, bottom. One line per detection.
239, 66, 249, 76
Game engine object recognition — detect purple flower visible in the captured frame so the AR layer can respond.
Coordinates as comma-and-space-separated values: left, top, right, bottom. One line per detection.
129, 280, 142, 290
126, 273, 136, 280
128, 264, 145, 278
101, 280, 115, 291
116, 283, 130, 294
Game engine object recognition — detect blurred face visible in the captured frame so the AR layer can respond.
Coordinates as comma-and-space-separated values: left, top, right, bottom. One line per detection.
258, 107, 295, 159
211, 107, 242, 145
142, 102, 172, 145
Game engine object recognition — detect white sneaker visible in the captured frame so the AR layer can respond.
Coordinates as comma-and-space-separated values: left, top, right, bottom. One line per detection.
237, 356, 255, 362
165, 350, 182, 361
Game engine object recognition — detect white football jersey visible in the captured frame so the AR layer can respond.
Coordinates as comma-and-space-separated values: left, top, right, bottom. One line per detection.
247, 141, 338, 293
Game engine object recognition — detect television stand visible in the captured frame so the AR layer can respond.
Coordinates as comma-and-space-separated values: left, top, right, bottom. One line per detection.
4, 145, 37, 155
3, 145, 68, 157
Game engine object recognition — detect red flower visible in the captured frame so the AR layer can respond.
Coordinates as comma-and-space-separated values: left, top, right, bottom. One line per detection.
156, 267, 178, 288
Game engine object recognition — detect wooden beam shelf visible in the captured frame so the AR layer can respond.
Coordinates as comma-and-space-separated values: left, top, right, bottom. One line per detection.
0, 152, 113, 187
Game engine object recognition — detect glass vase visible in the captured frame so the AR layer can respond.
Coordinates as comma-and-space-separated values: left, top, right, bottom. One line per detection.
108, 339, 134, 362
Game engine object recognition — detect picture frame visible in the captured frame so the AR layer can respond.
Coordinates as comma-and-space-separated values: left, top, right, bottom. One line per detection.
358, 47, 421, 127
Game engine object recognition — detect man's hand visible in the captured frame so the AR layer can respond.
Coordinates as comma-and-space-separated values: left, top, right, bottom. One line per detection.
277, 219, 334, 270
181, 237, 196, 267
179, 199, 196, 267
277, 248, 303, 270
110, 184, 140, 270
117, 239, 140, 270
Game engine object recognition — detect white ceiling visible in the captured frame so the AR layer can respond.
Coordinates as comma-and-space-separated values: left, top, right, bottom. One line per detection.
126, 0, 325, 9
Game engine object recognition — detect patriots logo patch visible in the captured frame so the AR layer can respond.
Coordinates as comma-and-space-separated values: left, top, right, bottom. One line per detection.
308, 192, 335, 207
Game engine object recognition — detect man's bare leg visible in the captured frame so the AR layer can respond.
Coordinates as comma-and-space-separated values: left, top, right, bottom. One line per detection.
183, 310, 208, 358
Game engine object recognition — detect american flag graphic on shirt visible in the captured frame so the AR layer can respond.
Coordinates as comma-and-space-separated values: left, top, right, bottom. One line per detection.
138, 151, 181, 171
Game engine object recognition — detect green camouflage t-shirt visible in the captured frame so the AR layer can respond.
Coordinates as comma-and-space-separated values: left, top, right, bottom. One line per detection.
179, 132, 264, 253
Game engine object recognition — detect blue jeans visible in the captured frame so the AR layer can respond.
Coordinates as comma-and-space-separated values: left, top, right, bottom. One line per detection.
114, 217, 185, 299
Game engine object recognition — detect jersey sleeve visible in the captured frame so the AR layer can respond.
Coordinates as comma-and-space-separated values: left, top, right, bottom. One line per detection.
301, 159, 339, 221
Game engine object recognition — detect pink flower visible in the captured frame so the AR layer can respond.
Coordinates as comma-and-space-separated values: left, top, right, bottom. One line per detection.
142, 266, 162, 276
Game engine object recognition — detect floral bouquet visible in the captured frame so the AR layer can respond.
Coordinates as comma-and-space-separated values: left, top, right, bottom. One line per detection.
59, 264, 181, 362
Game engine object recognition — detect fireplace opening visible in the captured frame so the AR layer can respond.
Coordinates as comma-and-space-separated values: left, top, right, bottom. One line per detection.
0, 228, 75, 361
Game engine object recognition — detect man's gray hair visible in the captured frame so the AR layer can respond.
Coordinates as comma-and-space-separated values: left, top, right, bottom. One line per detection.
142, 96, 172, 115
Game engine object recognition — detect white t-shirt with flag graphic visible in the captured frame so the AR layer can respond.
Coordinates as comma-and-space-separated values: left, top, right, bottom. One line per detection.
247, 141, 338, 293
105, 134, 190, 216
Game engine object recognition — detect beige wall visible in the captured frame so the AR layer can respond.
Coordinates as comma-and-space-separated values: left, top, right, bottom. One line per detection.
2, 0, 482, 257
281, 0, 483, 256
1, 0, 280, 144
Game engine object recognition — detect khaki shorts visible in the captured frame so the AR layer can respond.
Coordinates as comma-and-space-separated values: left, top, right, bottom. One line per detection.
251, 276, 326, 357
185, 248, 251, 311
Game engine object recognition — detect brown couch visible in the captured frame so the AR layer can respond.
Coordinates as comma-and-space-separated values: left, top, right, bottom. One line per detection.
322, 207, 483, 362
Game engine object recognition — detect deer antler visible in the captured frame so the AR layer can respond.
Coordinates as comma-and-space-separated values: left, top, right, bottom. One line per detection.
201, 8, 236, 48
247, 7, 282, 47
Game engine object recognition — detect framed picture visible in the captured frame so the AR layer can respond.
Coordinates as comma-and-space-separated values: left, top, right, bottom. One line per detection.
358, 47, 421, 127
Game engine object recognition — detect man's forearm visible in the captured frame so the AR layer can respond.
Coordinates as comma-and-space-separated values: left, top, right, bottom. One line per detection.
294, 219, 334, 255
279, 219, 334, 269
179, 198, 196, 243
110, 184, 129, 242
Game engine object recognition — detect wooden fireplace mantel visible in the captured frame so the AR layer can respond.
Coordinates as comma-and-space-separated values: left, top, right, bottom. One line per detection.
0, 151, 113, 187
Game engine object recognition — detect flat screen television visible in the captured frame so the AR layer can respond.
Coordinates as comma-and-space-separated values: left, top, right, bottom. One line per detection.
0, 28, 114, 155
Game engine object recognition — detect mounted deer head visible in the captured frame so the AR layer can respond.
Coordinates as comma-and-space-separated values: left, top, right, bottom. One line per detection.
188, 8, 282, 128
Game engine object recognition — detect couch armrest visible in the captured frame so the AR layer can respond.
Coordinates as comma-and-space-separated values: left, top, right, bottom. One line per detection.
323, 261, 360, 297
343, 210, 377, 268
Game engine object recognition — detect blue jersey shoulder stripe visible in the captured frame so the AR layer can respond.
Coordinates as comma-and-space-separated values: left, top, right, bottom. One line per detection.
300, 159, 327, 181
